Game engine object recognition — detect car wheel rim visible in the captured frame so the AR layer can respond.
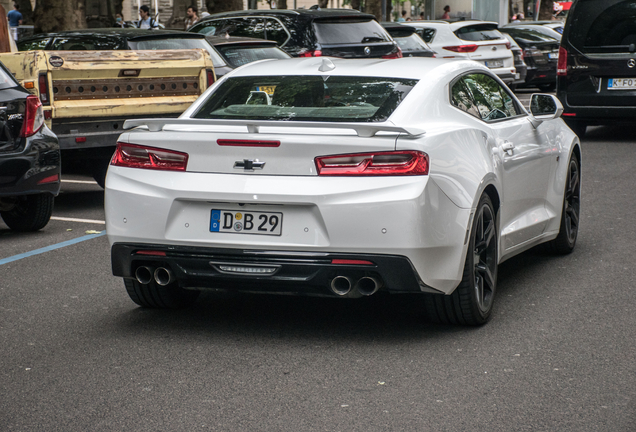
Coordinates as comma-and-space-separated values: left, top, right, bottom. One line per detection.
473, 203, 496, 313
564, 159, 580, 245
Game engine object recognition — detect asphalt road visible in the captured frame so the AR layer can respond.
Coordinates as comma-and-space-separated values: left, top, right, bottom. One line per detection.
1, 123, 636, 431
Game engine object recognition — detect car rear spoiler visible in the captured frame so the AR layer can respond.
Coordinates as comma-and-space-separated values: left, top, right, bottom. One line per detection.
123, 118, 426, 138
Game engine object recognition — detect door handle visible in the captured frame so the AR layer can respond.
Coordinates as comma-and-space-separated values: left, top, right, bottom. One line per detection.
501, 141, 514, 155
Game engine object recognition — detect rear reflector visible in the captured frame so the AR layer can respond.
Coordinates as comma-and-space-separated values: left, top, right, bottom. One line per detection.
136, 250, 167, 256
557, 46, 568, 76
443, 44, 478, 53
562, 113, 577, 117
37, 174, 59, 185
331, 259, 374, 265
75, 137, 86, 143
111, 143, 189, 171
315, 150, 429, 176
217, 139, 280, 147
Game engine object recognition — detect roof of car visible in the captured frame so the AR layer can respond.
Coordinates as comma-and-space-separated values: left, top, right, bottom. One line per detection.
407, 20, 499, 29
196, 8, 375, 22
21, 28, 205, 41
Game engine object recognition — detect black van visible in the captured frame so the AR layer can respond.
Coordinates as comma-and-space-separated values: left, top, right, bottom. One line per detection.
557, 0, 636, 136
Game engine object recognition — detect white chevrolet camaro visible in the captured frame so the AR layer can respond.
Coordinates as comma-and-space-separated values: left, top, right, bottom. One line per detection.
105, 57, 581, 325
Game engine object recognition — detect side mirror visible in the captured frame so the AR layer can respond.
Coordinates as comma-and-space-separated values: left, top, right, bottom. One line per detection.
528, 94, 563, 128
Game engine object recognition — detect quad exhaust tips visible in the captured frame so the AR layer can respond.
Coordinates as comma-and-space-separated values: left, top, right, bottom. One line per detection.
135, 266, 175, 286
330, 276, 383, 297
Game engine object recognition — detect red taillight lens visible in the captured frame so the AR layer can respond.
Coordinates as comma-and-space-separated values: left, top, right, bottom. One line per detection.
331, 259, 374, 265
557, 46, 568, 76
206, 68, 215, 88
36, 174, 59, 185
38, 73, 50, 106
505, 41, 511, 49
217, 139, 280, 147
382, 47, 403, 59
298, 49, 322, 57
315, 151, 429, 176
443, 44, 478, 53
20, 95, 45, 138
111, 143, 189, 171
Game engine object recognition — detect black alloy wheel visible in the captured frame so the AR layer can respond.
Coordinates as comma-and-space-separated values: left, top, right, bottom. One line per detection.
424, 194, 498, 325
545, 155, 580, 254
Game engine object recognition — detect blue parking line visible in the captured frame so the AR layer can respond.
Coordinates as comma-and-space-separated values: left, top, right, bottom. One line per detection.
0, 231, 106, 266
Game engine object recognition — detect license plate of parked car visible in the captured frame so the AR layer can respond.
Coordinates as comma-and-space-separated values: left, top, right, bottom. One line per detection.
608, 78, 636, 90
485, 60, 503, 68
210, 209, 283, 235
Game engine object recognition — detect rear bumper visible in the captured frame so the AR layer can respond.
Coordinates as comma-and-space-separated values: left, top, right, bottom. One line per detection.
111, 243, 443, 296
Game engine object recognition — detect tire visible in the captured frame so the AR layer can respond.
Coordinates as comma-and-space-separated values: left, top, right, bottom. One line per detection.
538, 82, 556, 92
0, 193, 54, 232
564, 119, 587, 138
543, 155, 580, 254
424, 194, 498, 325
124, 278, 200, 309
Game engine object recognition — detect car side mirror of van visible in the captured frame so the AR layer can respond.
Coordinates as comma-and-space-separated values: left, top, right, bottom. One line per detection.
528, 93, 564, 128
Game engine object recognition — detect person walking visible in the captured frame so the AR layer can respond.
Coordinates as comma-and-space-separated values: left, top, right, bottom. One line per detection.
137, 5, 158, 29
441, 5, 451, 19
7, 3, 22, 42
185, 6, 199, 30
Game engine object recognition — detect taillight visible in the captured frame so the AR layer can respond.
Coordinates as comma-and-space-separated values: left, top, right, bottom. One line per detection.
443, 44, 478, 53
315, 151, 429, 176
382, 47, 403, 59
111, 143, 189, 171
38, 73, 50, 106
206, 68, 215, 88
505, 41, 511, 49
557, 46, 568, 76
20, 95, 45, 138
298, 49, 322, 57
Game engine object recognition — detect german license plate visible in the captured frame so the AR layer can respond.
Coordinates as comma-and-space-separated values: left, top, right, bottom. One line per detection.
485, 60, 503, 68
608, 78, 636, 90
210, 209, 282, 236
256, 85, 276, 95
548, 52, 558, 59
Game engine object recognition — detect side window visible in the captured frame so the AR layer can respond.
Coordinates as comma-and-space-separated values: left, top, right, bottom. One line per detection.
190, 19, 228, 36
17, 38, 51, 51
461, 73, 521, 121
264, 18, 289, 45
451, 78, 480, 118
225, 18, 266, 39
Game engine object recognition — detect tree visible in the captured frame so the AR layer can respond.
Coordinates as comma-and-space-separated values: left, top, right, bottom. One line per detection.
33, 0, 86, 33
14, 0, 33, 25
168, 0, 190, 30
365, 0, 381, 21
205, 0, 243, 14
537, 0, 553, 20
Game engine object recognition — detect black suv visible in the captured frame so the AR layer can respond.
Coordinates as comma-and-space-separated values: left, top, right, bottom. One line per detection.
557, 0, 636, 136
188, 9, 401, 59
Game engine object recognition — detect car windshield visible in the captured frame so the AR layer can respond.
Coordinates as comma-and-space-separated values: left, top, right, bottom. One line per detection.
193, 75, 417, 122
394, 34, 431, 52
313, 19, 391, 44
455, 24, 504, 42
127, 38, 226, 67
215, 45, 289, 68
567, 0, 636, 52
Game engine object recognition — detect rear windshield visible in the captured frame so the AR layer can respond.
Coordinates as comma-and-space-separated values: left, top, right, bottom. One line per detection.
503, 28, 558, 43
566, 0, 636, 53
49, 36, 126, 50
193, 75, 417, 122
0, 65, 18, 90
215, 45, 289, 68
127, 38, 226, 67
395, 34, 431, 53
455, 24, 504, 42
313, 20, 391, 44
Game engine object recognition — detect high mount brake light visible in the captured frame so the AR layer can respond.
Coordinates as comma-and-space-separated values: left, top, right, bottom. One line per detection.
443, 44, 478, 53
557, 46, 568, 76
315, 151, 429, 176
20, 95, 45, 138
111, 143, 189, 171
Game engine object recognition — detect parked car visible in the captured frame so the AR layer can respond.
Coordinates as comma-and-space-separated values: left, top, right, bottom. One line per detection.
500, 26, 559, 91
408, 20, 516, 84
188, 9, 402, 59
557, 0, 636, 137
205, 36, 291, 77
106, 56, 580, 326
510, 20, 564, 35
503, 23, 562, 41
0, 61, 60, 232
381, 23, 436, 57
503, 33, 527, 90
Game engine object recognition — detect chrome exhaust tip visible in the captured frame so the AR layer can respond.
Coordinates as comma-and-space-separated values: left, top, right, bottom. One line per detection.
355, 277, 382, 296
154, 267, 175, 286
330, 276, 353, 296
135, 266, 154, 285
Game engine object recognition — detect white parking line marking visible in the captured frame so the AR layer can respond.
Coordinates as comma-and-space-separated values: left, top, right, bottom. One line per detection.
61, 179, 98, 184
51, 216, 106, 224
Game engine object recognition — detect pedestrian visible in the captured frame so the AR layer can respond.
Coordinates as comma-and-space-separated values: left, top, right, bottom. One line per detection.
7, 3, 22, 42
441, 5, 451, 19
114, 13, 125, 28
137, 5, 158, 29
419, 12, 424, 20
185, 5, 198, 30
397, 10, 407, 22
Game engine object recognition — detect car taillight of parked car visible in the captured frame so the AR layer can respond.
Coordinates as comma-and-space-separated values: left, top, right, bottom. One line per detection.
298, 49, 323, 57
38, 73, 50, 106
206, 69, 215, 88
20, 95, 45, 138
315, 151, 429, 176
111, 143, 189, 171
443, 44, 479, 53
382, 47, 403, 59
557, 46, 568, 76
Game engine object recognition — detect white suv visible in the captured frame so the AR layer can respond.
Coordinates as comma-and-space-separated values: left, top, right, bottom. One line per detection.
408, 20, 516, 84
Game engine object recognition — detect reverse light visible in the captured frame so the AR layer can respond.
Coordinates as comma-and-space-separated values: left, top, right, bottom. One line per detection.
298, 49, 322, 57
315, 150, 429, 176
557, 46, 568, 76
443, 44, 478, 53
19, 95, 45, 138
206, 68, 215, 88
111, 143, 189, 171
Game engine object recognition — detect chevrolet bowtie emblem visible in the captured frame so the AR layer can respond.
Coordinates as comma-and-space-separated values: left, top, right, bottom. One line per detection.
234, 159, 266, 171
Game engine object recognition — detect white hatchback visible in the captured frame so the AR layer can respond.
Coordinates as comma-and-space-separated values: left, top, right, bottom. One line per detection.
408, 20, 516, 84
105, 57, 580, 325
